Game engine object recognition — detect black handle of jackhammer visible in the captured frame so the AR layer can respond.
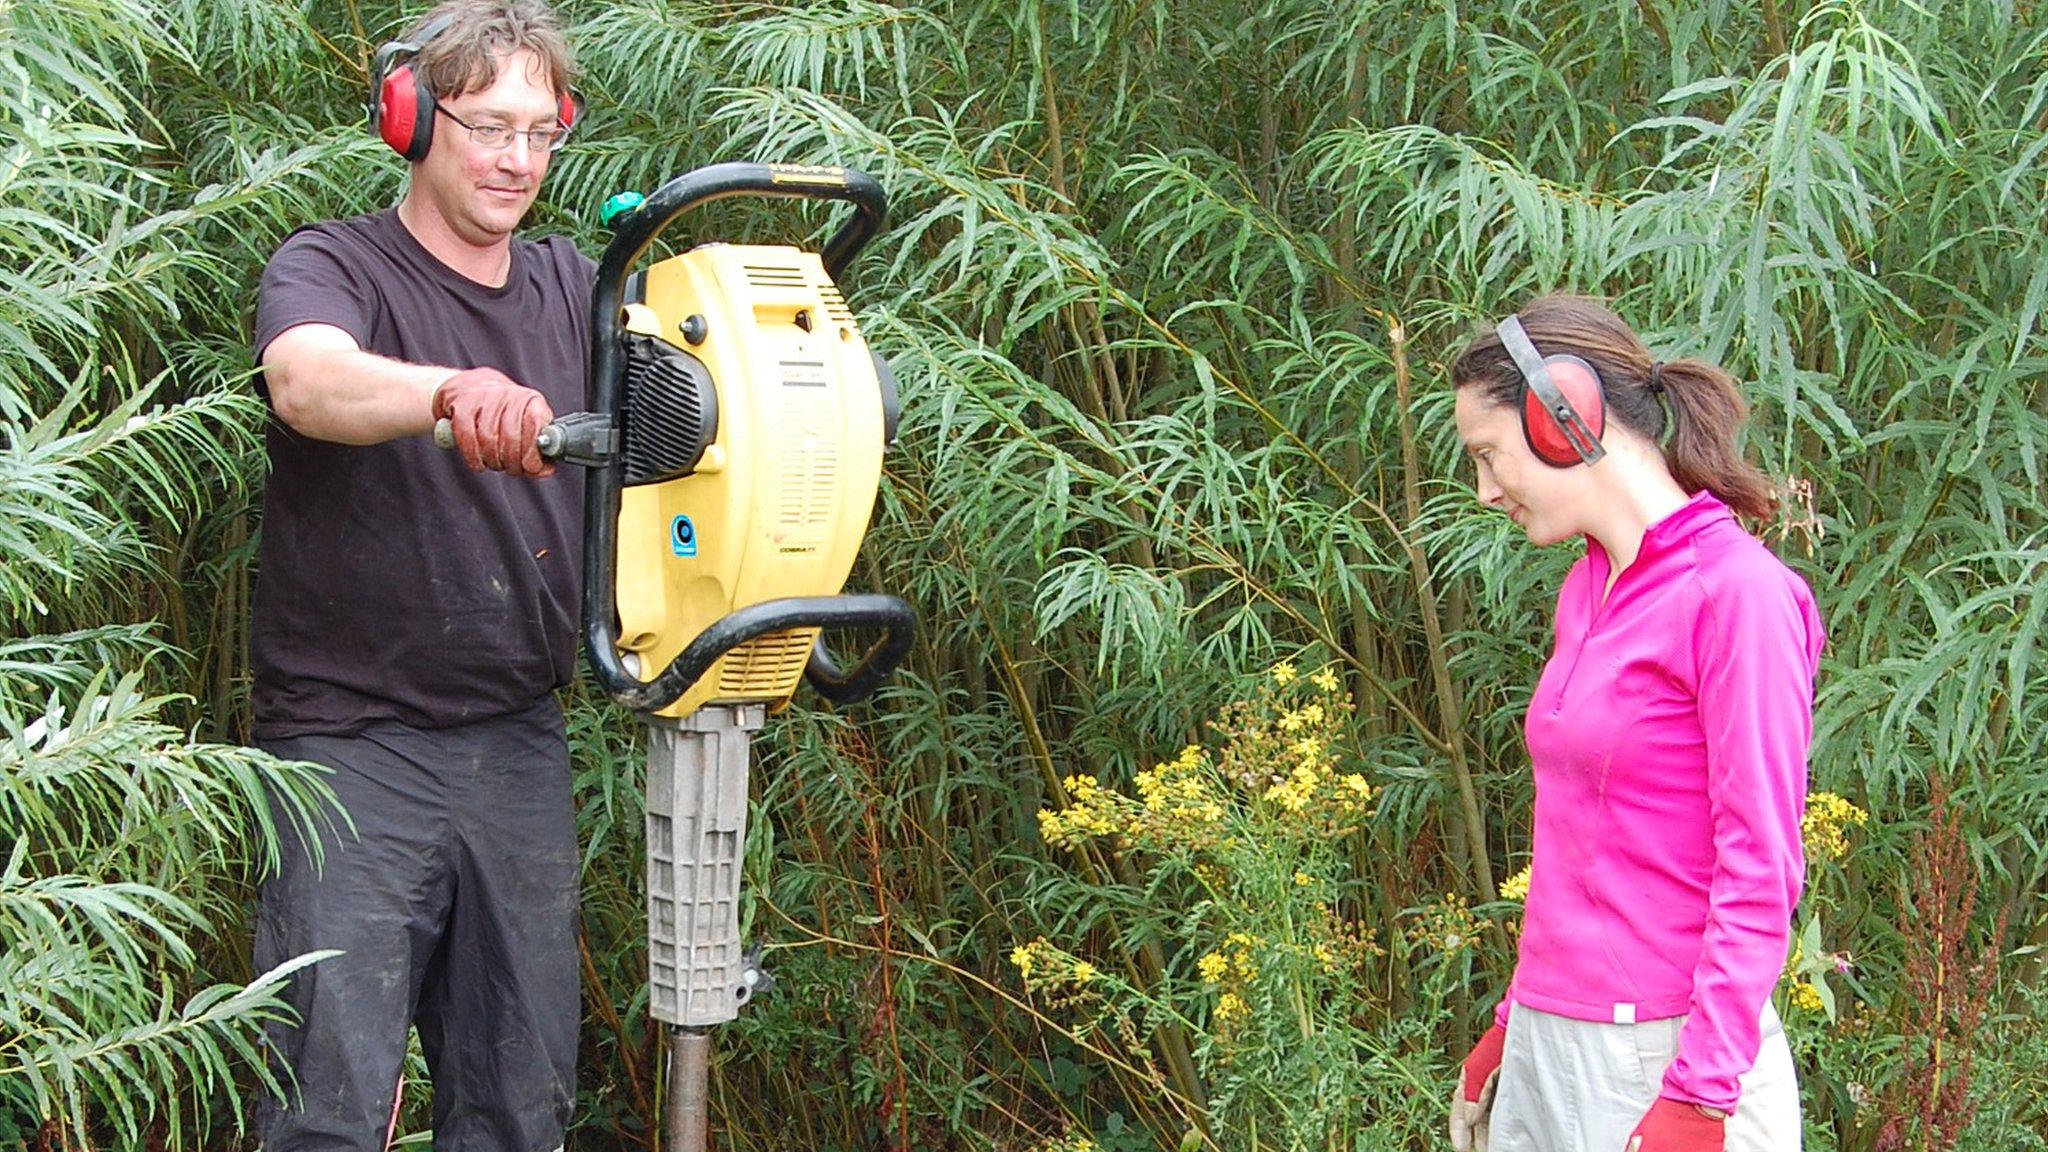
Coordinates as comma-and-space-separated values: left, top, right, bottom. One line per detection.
802, 597, 919, 706
603, 594, 916, 714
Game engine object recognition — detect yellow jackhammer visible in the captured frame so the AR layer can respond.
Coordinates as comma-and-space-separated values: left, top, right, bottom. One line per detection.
452, 162, 914, 1151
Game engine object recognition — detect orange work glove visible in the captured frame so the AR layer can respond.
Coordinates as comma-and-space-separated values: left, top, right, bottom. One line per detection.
1449, 1022, 1507, 1152
1625, 1097, 1726, 1152
432, 367, 554, 478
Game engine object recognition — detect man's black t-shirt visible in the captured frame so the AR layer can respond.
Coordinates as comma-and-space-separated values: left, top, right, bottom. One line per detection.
251, 208, 596, 738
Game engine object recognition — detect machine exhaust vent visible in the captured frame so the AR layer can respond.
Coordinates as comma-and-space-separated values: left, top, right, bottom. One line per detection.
818, 284, 855, 326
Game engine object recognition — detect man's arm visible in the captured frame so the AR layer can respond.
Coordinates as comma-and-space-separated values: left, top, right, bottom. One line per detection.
262, 322, 554, 476
263, 322, 447, 444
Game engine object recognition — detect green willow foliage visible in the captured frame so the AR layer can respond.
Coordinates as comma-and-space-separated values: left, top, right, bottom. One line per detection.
4, 0, 2046, 1148
0, 1, 340, 1146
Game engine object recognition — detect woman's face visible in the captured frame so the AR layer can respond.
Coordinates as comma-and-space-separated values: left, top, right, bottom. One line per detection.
1453, 386, 1586, 547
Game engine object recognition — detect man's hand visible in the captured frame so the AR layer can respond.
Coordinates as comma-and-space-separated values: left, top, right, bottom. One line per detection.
1449, 1022, 1507, 1152
1625, 1097, 1725, 1152
432, 367, 555, 478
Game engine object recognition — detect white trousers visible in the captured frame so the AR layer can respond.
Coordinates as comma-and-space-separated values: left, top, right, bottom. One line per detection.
1487, 1005, 1801, 1152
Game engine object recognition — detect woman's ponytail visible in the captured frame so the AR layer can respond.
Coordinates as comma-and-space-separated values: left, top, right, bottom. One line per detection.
1657, 358, 1776, 521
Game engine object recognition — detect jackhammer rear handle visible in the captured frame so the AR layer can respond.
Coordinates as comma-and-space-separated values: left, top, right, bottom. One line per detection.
434, 411, 618, 467
604, 594, 916, 714
581, 162, 895, 710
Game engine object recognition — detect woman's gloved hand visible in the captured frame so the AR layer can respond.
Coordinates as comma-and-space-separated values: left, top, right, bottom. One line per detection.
1625, 1097, 1726, 1152
432, 367, 555, 478
1449, 1022, 1508, 1152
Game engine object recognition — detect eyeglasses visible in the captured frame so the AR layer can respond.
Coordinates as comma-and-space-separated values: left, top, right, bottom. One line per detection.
434, 106, 571, 153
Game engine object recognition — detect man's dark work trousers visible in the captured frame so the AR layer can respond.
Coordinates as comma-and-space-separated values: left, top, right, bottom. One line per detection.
253, 696, 578, 1152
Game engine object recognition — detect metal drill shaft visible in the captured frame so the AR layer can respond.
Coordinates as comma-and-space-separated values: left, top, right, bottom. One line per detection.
668, 1027, 712, 1152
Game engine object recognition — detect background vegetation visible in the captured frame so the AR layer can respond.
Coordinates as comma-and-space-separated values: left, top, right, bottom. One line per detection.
3, 0, 2046, 1148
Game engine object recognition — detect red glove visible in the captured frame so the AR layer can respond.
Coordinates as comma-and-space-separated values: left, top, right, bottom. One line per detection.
1625, 1097, 1725, 1152
432, 367, 554, 477
1448, 1022, 1506, 1152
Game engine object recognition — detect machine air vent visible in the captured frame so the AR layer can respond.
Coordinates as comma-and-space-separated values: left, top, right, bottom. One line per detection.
716, 628, 817, 698
743, 262, 807, 289
818, 284, 855, 326
621, 334, 719, 486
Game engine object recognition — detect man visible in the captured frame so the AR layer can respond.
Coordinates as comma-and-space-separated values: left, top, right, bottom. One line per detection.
249, 3, 593, 1147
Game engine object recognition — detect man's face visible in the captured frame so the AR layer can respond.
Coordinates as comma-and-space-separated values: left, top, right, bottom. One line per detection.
414, 47, 560, 246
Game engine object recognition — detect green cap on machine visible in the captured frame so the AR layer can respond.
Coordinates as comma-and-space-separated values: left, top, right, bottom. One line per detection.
601, 191, 646, 229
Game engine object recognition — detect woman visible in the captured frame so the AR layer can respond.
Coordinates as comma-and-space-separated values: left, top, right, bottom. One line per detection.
1443, 296, 1823, 1152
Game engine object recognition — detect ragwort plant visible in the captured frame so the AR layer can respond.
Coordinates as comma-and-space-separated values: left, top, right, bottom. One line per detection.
1025, 664, 1466, 1150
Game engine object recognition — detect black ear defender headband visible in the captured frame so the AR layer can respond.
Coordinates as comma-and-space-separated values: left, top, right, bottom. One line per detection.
1497, 314, 1607, 468
368, 13, 581, 162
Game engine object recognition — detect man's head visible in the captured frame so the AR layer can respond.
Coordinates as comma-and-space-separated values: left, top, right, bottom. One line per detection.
389, 2, 578, 250
400, 1, 574, 116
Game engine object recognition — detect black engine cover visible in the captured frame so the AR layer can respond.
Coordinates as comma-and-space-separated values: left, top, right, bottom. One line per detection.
620, 333, 719, 486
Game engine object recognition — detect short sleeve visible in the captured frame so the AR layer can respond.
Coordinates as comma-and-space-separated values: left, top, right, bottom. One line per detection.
253, 226, 380, 369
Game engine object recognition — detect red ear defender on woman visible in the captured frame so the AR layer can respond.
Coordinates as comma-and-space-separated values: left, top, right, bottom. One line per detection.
1497, 313, 1607, 467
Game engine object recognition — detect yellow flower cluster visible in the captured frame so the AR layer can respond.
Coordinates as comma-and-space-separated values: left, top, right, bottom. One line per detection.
1134, 744, 1227, 829
1037, 657, 1371, 857
1241, 665, 1371, 829
1261, 737, 1372, 822
1497, 865, 1532, 903
1011, 938, 1050, 980
1197, 932, 1262, 985
1803, 792, 1869, 862
1305, 901, 1381, 978
1406, 893, 1482, 956
1197, 933, 1263, 1034
1010, 937, 1100, 995
1277, 701, 1326, 733
1037, 774, 1124, 847
1030, 1133, 1101, 1152
1786, 981, 1826, 1014
1038, 746, 1235, 852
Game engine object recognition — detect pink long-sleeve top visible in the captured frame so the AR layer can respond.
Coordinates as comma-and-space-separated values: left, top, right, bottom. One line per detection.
1494, 490, 1824, 1112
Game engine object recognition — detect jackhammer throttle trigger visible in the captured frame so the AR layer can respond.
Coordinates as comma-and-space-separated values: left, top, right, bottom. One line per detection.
433, 411, 619, 468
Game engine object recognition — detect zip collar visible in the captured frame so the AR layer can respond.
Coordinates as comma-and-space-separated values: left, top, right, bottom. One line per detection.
1587, 489, 1734, 595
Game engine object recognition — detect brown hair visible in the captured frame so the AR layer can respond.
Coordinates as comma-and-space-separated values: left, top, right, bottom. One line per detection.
1449, 294, 1777, 520
402, 1, 575, 105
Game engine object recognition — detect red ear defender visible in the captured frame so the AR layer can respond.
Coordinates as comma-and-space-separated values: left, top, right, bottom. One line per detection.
368, 14, 455, 162
375, 62, 436, 161
1497, 314, 1607, 468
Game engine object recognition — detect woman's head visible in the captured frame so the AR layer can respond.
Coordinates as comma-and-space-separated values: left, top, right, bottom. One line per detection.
1450, 295, 1777, 523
